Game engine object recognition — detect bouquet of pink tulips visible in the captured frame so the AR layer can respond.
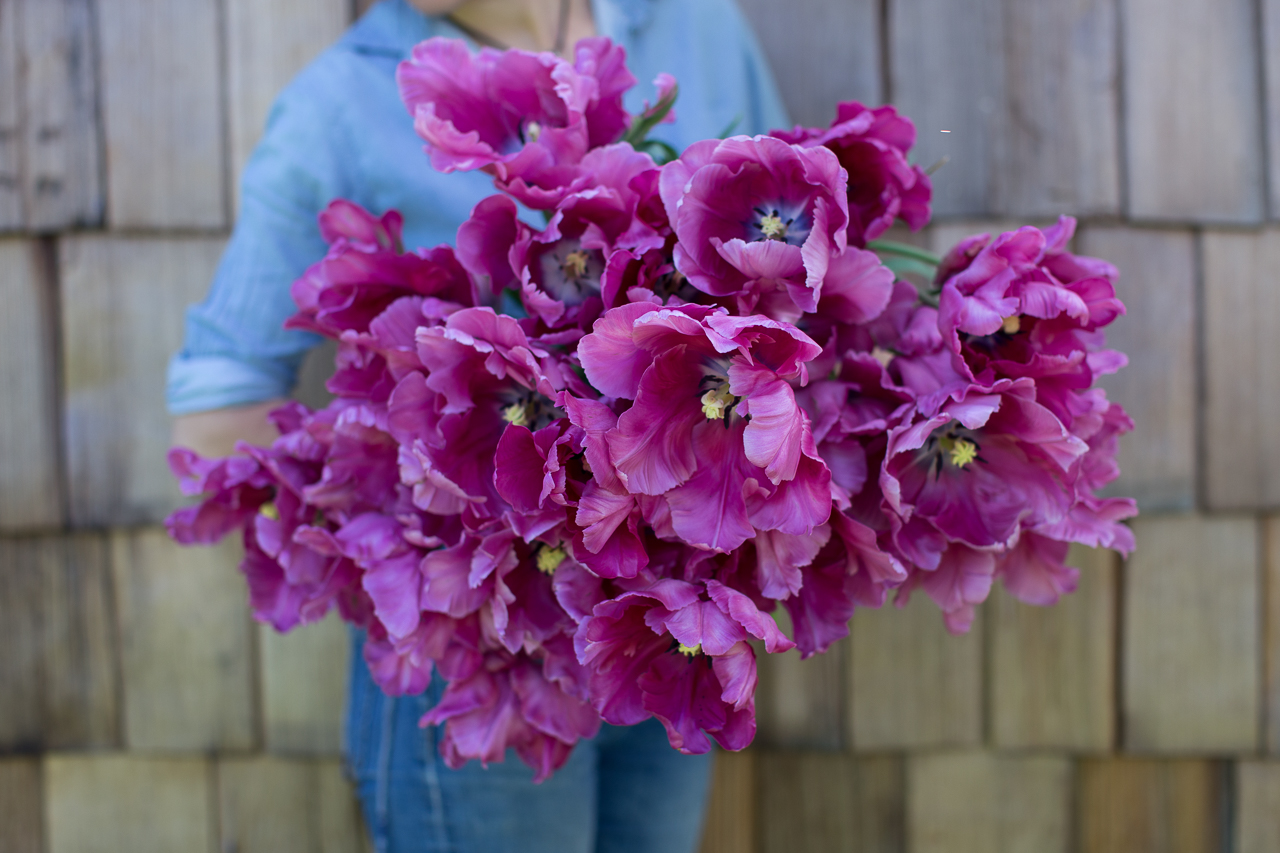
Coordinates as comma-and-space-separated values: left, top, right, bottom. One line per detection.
168, 37, 1136, 780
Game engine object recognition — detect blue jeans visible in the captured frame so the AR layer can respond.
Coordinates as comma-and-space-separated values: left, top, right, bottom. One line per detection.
345, 633, 714, 853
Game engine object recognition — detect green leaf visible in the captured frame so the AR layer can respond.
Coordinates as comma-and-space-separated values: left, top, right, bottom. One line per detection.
635, 138, 680, 165
866, 239, 942, 267
880, 255, 938, 281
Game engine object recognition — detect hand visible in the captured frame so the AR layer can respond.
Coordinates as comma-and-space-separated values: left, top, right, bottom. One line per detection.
171, 399, 286, 459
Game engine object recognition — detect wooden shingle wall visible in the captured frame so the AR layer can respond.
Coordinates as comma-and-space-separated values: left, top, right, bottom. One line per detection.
0, 1, 1275, 851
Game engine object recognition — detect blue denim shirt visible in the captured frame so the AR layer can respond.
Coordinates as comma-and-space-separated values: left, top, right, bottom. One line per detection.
166, 0, 789, 414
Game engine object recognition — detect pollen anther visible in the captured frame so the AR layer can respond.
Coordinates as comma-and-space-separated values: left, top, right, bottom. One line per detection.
503, 403, 529, 427
1001, 315, 1021, 335
536, 546, 566, 575
676, 642, 701, 657
759, 213, 787, 241
700, 386, 735, 420
948, 438, 979, 468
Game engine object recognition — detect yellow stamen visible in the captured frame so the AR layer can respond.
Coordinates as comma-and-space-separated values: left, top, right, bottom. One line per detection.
1001, 315, 1021, 335
259, 502, 279, 521
562, 250, 590, 279
759, 213, 787, 241
503, 403, 529, 427
525, 121, 542, 143
700, 386, 735, 420
536, 546, 566, 575
676, 642, 701, 657
872, 346, 895, 367
948, 438, 979, 468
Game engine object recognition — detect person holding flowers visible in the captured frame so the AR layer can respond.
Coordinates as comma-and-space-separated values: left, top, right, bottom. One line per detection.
168, 0, 789, 851
169, 0, 1136, 851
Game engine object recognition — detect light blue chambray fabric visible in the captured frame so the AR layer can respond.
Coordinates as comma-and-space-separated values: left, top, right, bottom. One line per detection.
166, 0, 790, 414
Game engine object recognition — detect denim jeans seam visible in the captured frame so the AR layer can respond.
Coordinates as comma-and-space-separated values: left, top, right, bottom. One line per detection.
421, 721, 451, 851
373, 694, 396, 853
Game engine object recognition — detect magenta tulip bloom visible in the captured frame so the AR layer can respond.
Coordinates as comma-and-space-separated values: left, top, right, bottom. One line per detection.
774, 100, 931, 247
659, 136, 852, 319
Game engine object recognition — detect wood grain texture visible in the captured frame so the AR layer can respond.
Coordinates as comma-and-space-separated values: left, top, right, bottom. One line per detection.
60, 235, 225, 527
225, 0, 347, 217
990, 544, 1116, 751
1265, 0, 1280, 219
0, 539, 46, 750
0, 239, 62, 531
1266, 516, 1280, 753
261, 611, 349, 755
907, 752, 1071, 853
317, 759, 368, 853
14, 0, 102, 229
0, 758, 43, 853
219, 757, 363, 853
1203, 229, 1280, 509
0, 0, 21, 227
37, 533, 120, 749
699, 750, 756, 853
735, 0, 879, 127
45, 754, 215, 853
850, 593, 982, 749
96, 0, 225, 228
1237, 761, 1280, 853
1123, 514, 1260, 752
890, 0, 1119, 218
0, 0, 102, 231
0, 534, 118, 750
755, 609, 846, 749
1078, 759, 1225, 853
111, 528, 255, 751
1123, 0, 1263, 222
1077, 227, 1196, 510
758, 752, 903, 853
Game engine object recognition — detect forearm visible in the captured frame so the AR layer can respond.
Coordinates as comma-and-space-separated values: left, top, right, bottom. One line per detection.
171, 399, 286, 459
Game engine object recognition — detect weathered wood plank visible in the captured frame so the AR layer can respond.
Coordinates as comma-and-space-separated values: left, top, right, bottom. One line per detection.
1077, 227, 1196, 510
1123, 514, 1260, 752
0, 758, 43, 853
736, 0, 879, 128
755, 609, 846, 749
699, 750, 757, 853
1078, 759, 1225, 853
261, 612, 349, 755
219, 757, 321, 853
317, 758, 367, 853
1203, 229, 1280, 509
39, 532, 120, 749
0, 0, 21, 228
1266, 516, 1280, 753
849, 593, 982, 749
891, 0, 1120, 219
1238, 761, 1280, 853
1265, 0, 1280, 219
0, 0, 101, 231
112, 528, 256, 751
17, 0, 102, 229
225, 0, 347, 218
907, 752, 1071, 853
759, 752, 903, 853
990, 544, 1116, 751
0, 539, 46, 751
96, 0, 225, 228
0, 239, 62, 531
60, 235, 225, 527
45, 754, 215, 853
0, 534, 120, 751
1123, 0, 1263, 222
